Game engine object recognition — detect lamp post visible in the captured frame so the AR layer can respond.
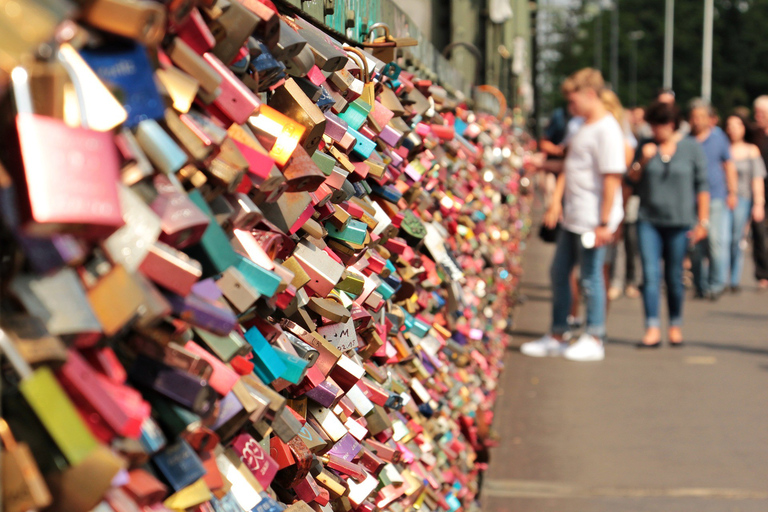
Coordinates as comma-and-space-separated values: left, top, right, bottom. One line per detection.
663, 0, 674, 89
702, 0, 713, 102
610, 0, 619, 93
628, 30, 645, 107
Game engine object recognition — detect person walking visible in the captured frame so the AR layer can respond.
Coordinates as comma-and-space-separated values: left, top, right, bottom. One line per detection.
521, 68, 625, 361
627, 101, 710, 347
750, 96, 768, 289
725, 113, 766, 292
600, 89, 637, 305
689, 99, 738, 301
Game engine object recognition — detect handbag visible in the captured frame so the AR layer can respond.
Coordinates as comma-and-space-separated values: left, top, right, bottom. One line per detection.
538, 222, 560, 243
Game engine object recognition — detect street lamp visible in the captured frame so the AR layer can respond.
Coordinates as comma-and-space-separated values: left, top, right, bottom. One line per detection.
628, 30, 644, 107
663, 0, 674, 89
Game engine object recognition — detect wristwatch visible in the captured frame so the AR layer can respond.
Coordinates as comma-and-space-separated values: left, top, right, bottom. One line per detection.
699, 219, 710, 229
598, 220, 608, 228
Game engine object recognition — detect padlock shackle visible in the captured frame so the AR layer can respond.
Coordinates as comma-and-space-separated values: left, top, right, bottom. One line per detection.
367, 22, 391, 42
343, 46, 370, 84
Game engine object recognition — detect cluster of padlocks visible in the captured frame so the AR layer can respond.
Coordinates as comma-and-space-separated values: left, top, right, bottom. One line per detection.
0, 1, 533, 511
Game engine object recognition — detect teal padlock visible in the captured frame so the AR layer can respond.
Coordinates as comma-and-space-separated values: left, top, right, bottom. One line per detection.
410, 317, 431, 339
135, 119, 188, 175
244, 327, 287, 384
338, 99, 371, 130
235, 255, 282, 298
347, 126, 376, 159
376, 280, 395, 301
403, 312, 415, 332
272, 348, 309, 385
325, 218, 367, 245
187, 190, 240, 274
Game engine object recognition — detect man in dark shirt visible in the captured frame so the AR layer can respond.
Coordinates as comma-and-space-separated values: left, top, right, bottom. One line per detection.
751, 96, 768, 288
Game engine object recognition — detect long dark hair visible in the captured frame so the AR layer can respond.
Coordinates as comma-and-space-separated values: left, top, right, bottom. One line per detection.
726, 111, 759, 145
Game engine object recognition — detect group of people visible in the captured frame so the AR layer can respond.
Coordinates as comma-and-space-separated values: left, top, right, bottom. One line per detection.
522, 67, 767, 361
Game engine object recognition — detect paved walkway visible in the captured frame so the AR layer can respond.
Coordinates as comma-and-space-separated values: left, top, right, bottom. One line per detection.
483, 221, 768, 512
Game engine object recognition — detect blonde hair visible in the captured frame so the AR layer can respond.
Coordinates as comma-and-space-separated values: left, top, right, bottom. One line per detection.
561, 68, 605, 95
754, 95, 768, 113
600, 89, 626, 125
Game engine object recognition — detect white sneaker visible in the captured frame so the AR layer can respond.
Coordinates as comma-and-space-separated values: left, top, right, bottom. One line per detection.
520, 335, 568, 358
563, 333, 605, 362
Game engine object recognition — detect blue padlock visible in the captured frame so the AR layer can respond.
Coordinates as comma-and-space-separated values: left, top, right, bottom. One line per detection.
80, 43, 165, 127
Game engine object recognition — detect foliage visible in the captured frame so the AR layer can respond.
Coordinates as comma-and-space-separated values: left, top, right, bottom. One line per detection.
541, 0, 768, 118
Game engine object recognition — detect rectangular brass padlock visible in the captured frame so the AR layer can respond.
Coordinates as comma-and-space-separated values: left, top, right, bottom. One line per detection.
80, 0, 166, 47
166, 38, 222, 95
215, 267, 260, 312
238, 0, 280, 49
268, 78, 326, 155
259, 190, 313, 235
247, 105, 306, 168
1, 417, 53, 512
163, 109, 213, 163
209, 1, 259, 65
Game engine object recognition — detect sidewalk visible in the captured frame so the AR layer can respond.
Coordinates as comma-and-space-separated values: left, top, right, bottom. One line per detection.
482, 222, 768, 512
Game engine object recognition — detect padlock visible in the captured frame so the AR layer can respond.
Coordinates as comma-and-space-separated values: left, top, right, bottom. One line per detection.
0, 328, 99, 466
292, 17, 349, 72
208, 0, 260, 65
1, 314, 68, 368
3, 62, 125, 238
202, 53, 261, 125
10, 267, 102, 346
80, 0, 166, 46
239, 0, 280, 49
136, 118, 189, 174
271, 20, 308, 62
268, 78, 326, 155
80, 42, 166, 129
0, 417, 53, 512
247, 104, 306, 167
362, 23, 417, 64
128, 354, 217, 416
166, 37, 223, 96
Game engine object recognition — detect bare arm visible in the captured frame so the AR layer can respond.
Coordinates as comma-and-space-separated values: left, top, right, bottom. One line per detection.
543, 172, 566, 228
753, 177, 765, 222
538, 159, 565, 174
724, 160, 738, 209
594, 174, 623, 246
690, 191, 711, 244
600, 174, 623, 227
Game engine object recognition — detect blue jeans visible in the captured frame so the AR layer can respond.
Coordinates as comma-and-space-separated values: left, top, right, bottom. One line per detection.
637, 221, 689, 328
728, 197, 752, 287
550, 229, 606, 337
692, 198, 729, 295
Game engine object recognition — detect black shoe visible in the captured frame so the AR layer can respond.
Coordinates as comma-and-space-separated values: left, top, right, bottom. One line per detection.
730, 286, 741, 294
669, 341, 684, 348
693, 290, 707, 299
636, 341, 662, 349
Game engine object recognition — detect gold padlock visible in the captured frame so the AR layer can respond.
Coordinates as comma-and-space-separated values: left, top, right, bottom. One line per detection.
0, 418, 53, 512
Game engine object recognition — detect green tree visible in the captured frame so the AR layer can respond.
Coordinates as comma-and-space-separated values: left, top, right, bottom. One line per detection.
541, 0, 768, 118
